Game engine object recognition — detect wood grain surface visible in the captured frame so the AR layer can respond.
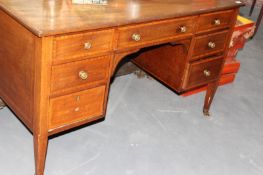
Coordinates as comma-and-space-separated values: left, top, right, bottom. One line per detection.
0, 0, 244, 37
183, 56, 224, 89
133, 40, 190, 92
196, 10, 235, 33
49, 86, 106, 129
192, 30, 229, 59
116, 16, 196, 49
51, 56, 110, 96
54, 29, 114, 64
0, 1, 241, 174
0, 10, 36, 130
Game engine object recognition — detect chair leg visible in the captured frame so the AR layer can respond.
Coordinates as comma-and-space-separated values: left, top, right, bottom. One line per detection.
249, 0, 257, 16
253, 4, 263, 37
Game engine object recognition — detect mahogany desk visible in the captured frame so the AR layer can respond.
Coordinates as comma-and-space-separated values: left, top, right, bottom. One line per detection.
0, 0, 244, 174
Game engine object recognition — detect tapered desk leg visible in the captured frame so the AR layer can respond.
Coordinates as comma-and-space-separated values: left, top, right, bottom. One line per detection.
253, 4, 263, 37
34, 134, 48, 175
249, 0, 257, 16
203, 81, 219, 116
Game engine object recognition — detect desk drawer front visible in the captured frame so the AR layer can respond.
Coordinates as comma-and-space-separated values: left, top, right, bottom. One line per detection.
54, 29, 114, 64
49, 86, 106, 129
117, 17, 196, 49
192, 30, 229, 59
184, 57, 224, 89
51, 56, 110, 94
197, 10, 234, 33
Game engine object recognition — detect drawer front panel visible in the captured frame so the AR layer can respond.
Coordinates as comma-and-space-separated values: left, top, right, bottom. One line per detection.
184, 57, 224, 89
54, 29, 114, 64
51, 56, 110, 94
197, 10, 234, 33
117, 17, 196, 49
49, 86, 106, 129
192, 30, 229, 59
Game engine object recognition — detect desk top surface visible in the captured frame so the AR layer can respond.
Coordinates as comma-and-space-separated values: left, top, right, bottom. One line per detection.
0, 0, 245, 37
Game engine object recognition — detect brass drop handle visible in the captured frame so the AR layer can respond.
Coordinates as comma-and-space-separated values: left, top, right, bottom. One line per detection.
208, 41, 216, 49
203, 69, 211, 77
179, 26, 187, 33
84, 42, 92, 49
214, 19, 221, 26
79, 70, 88, 80
132, 33, 141, 42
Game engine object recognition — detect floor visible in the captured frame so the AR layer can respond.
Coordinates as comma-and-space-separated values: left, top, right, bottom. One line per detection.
0, 6, 263, 175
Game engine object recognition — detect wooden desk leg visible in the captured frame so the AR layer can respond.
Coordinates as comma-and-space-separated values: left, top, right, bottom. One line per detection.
203, 81, 219, 116
34, 134, 48, 175
253, 4, 263, 37
249, 0, 257, 16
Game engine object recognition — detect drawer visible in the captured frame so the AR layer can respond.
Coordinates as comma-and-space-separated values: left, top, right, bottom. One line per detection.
192, 30, 229, 59
49, 86, 106, 129
197, 10, 234, 33
51, 56, 110, 95
54, 29, 114, 64
117, 17, 196, 49
183, 56, 224, 89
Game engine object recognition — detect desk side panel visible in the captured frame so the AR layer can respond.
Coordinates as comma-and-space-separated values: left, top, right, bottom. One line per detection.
133, 40, 190, 92
0, 9, 36, 130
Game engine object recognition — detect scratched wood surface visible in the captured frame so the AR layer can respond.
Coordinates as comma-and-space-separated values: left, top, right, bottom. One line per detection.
0, 0, 244, 37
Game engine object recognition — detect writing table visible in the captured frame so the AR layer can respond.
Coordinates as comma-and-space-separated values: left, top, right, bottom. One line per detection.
0, 0, 244, 174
